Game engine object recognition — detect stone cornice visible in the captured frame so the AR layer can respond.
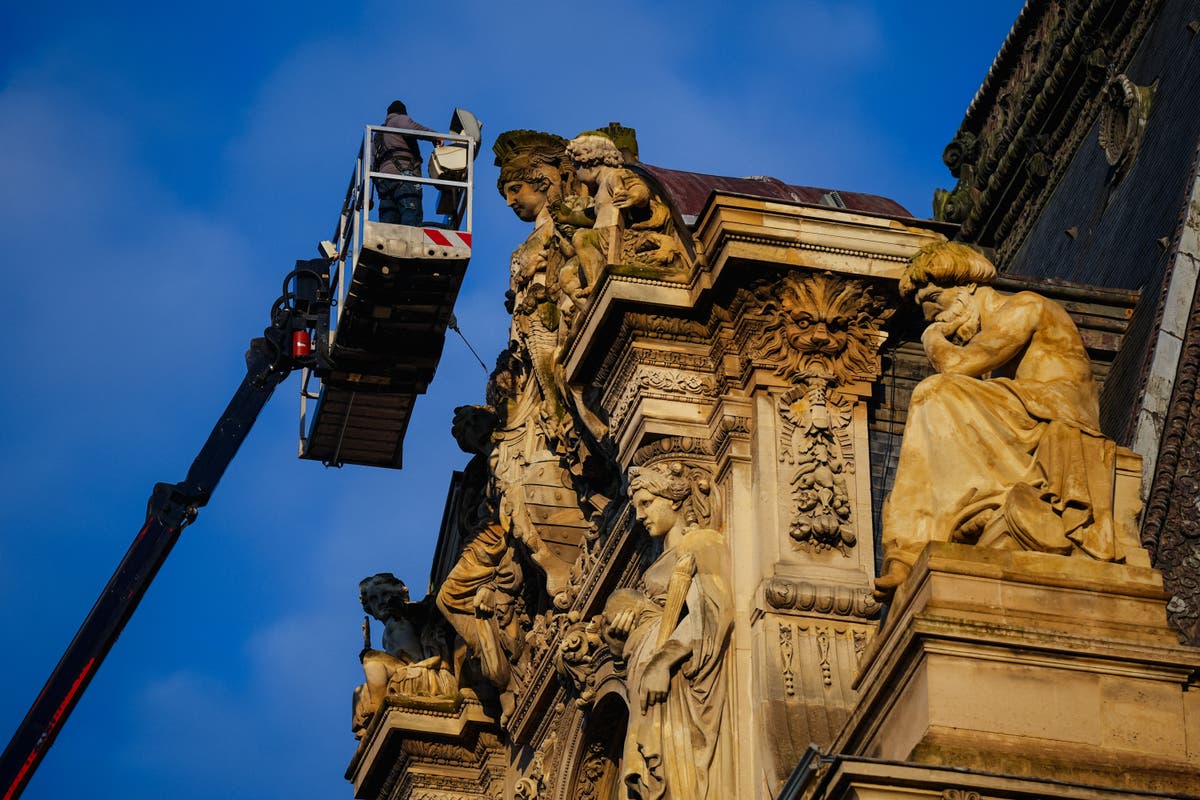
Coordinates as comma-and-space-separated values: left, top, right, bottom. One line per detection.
562, 193, 947, 386
345, 697, 499, 798
695, 195, 950, 282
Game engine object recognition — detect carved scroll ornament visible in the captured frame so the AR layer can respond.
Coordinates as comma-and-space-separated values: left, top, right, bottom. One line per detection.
554, 615, 605, 707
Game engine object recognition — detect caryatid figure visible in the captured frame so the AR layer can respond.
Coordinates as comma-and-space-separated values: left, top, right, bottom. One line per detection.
489, 131, 596, 599
493, 130, 577, 315
601, 462, 734, 800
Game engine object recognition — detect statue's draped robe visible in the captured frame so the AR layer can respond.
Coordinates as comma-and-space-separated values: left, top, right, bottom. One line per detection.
619, 529, 734, 800
881, 373, 1121, 567
436, 522, 522, 685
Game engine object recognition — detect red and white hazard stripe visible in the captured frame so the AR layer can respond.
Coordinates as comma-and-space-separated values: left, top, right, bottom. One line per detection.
423, 229, 472, 248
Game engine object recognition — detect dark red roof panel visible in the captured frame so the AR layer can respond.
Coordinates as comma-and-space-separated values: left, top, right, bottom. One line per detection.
638, 163, 911, 220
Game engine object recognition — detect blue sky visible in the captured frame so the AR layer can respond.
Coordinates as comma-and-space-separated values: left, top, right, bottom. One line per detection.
0, 2, 1021, 797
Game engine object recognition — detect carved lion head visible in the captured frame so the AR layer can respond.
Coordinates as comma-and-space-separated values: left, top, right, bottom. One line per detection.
752, 272, 892, 384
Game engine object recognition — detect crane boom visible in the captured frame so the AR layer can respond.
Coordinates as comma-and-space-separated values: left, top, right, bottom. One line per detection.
0, 280, 312, 800
0, 110, 480, 798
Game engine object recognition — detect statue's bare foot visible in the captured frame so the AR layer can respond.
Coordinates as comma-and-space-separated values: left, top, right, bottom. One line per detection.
499, 690, 516, 727
873, 562, 910, 600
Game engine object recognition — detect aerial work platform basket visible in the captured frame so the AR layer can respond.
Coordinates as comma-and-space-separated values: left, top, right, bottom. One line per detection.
299, 110, 480, 468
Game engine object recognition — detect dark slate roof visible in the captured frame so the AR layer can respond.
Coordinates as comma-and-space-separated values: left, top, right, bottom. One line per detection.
637, 163, 912, 220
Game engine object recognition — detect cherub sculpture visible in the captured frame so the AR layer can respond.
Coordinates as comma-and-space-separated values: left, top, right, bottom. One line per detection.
352, 574, 456, 738
555, 133, 684, 295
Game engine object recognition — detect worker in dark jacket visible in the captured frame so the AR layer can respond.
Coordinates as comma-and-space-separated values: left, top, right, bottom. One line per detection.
374, 100, 434, 225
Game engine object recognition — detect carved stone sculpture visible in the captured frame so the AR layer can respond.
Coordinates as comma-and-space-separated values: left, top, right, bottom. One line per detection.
779, 380, 855, 553
436, 405, 526, 689
495, 129, 580, 328
553, 613, 605, 706
490, 132, 611, 602
556, 133, 685, 292
353, 574, 457, 738
875, 242, 1128, 597
600, 462, 733, 800
750, 271, 892, 386
744, 271, 892, 557
1097, 73, 1156, 177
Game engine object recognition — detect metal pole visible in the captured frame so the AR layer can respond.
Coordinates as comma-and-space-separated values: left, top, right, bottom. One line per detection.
0, 338, 292, 800
465, 136, 474, 233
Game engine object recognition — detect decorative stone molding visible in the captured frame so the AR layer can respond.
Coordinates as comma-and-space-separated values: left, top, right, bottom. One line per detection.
779, 624, 796, 696
505, 514, 648, 743
592, 312, 721, 401
353, 700, 505, 800
631, 434, 715, 464
852, 629, 867, 663
572, 741, 615, 800
628, 419, 752, 471
606, 367, 720, 431
778, 382, 856, 554
553, 615, 605, 707
717, 231, 911, 265
816, 627, 833, 687
711, 415, 753, 463
515, 729, 558, 799
934, 0, 1163, 261
941, 790, 982, 800
764, 578, 881, 619
620, 312, 715, 344
563, 697, 628, 800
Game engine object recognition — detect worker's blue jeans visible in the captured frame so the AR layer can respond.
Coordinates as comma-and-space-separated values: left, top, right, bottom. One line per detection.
377, 169, 423, 226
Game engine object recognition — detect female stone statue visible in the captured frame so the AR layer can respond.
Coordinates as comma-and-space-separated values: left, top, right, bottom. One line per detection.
601, 462, 734, 799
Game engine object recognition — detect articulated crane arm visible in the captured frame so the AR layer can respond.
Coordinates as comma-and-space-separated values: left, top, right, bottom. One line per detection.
0, 264, 329, 800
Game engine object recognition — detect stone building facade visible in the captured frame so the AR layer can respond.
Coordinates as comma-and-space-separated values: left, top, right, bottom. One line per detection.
345, 2, 1200, 798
